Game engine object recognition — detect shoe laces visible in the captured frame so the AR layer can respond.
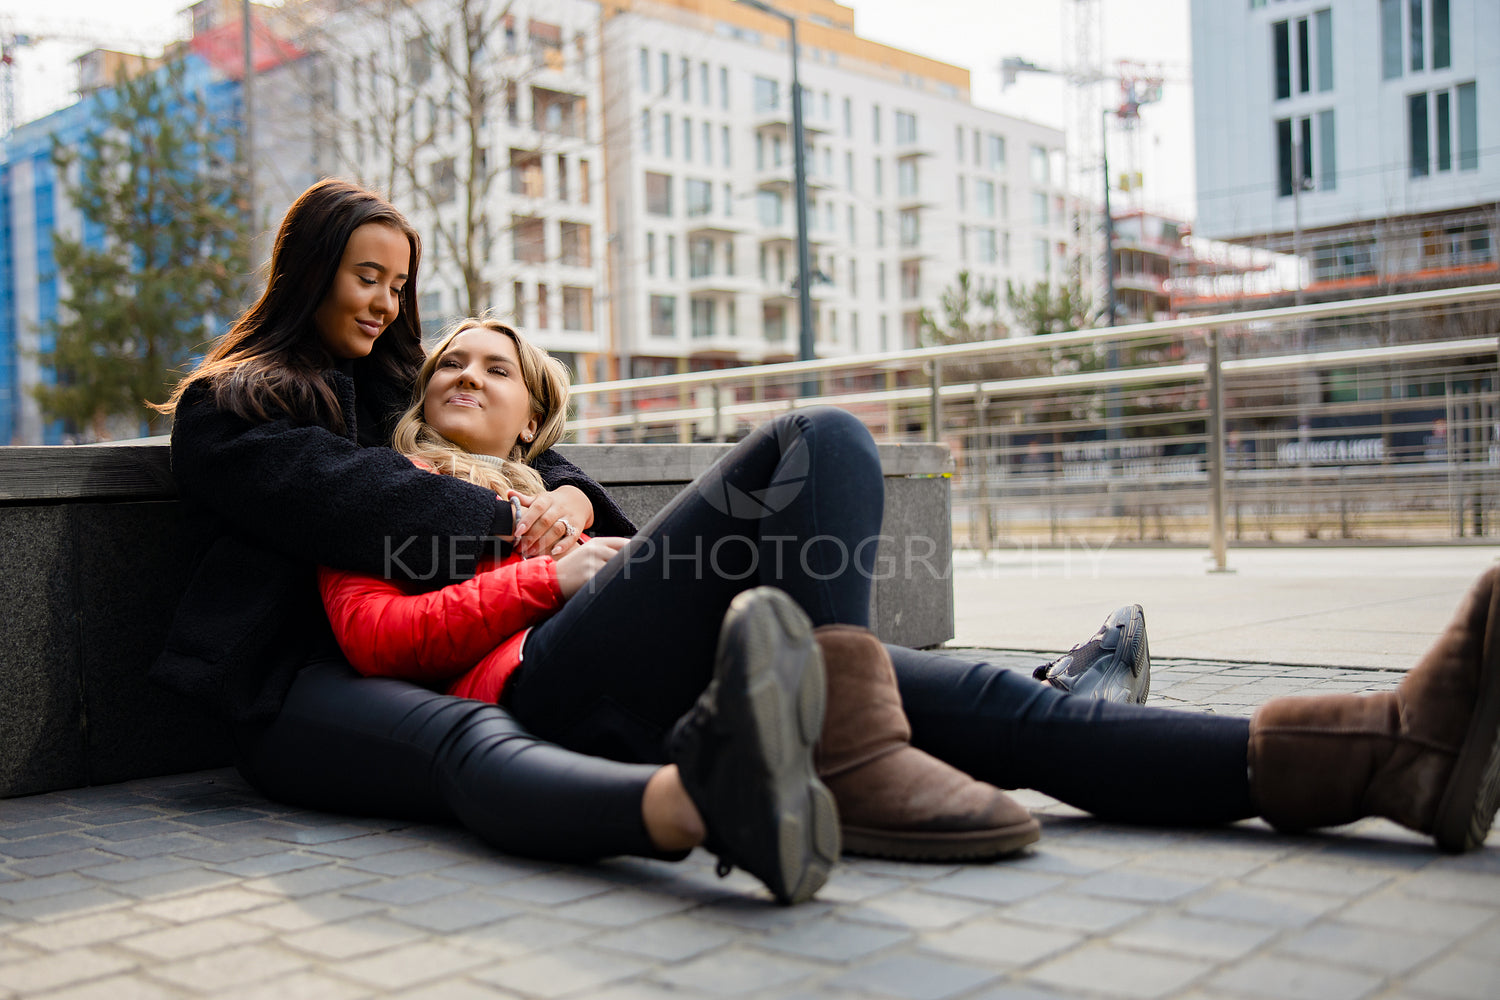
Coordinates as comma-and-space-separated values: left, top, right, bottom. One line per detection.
1034, 624, 1107, 681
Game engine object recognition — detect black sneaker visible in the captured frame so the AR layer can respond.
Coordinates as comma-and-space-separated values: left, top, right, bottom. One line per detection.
1032, 604, 1151, 704
668, 588, 841, 904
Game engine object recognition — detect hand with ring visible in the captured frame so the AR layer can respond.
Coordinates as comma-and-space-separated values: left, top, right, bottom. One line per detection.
509, 487, 592, 558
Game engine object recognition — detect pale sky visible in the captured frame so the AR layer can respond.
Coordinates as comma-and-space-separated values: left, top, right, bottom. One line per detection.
2, 0, 1197, 218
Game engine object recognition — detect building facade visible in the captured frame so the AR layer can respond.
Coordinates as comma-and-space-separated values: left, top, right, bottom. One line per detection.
1191, 0, 1497, 305
599, 0, 1070, 379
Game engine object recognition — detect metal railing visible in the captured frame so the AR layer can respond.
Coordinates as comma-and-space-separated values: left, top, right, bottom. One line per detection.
567, 284, 1500, 557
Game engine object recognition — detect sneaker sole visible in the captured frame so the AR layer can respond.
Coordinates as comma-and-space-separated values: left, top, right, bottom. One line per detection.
840, 817, 1041, 862
722, 589, 841, 902
1433, 575, 1500, 853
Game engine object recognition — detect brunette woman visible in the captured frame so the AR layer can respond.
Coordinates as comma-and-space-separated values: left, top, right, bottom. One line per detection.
150, 179, 836, 905
323, 316, 1500, 859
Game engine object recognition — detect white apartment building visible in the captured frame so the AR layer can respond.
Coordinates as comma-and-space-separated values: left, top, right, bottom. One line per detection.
297, 0, 612, 370
600, 0, 1070, 377
1191, 0, 1497, 296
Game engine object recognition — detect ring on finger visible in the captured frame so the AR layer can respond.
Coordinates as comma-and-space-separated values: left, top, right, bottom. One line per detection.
558, 517, 579, 538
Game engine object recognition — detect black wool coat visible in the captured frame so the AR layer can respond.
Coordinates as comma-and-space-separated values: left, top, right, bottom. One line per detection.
151, 361, 635, 723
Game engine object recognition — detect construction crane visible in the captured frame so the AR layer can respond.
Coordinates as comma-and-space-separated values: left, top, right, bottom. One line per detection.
1, 17, 164, 139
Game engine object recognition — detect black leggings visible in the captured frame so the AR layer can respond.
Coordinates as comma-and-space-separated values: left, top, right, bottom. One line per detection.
236, 407, 1253, 865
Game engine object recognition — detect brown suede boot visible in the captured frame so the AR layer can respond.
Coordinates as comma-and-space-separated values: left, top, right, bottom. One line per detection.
813, 624, 1041, 860
1249, 566, 1500, 853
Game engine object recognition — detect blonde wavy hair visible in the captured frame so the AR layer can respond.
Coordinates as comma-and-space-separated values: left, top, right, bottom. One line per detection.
390, 318, 571, 497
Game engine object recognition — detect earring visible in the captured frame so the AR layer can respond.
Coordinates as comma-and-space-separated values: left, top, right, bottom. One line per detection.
522, 431, 533, 442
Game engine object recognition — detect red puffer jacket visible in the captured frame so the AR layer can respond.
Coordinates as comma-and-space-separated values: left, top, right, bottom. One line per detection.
317, 462, 570, 703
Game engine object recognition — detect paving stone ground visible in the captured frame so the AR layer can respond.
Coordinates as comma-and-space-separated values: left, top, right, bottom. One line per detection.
2, 653, 1497, 1000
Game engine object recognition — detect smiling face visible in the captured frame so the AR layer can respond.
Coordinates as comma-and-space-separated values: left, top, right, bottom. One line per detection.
312, 222, 412, 360
422, 326, 539, 457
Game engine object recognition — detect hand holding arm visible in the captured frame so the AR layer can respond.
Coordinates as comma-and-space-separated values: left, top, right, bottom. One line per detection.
510, 485, 594, 558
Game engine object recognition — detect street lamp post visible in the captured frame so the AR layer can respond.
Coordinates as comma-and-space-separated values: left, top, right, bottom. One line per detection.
736, 0, 814, 366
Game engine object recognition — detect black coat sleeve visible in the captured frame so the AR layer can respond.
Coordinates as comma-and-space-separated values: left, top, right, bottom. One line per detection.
170, 386, 515, 584
533, 448, 638, 538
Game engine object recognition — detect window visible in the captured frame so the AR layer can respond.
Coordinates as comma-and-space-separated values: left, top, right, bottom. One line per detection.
871, 104, 881, 143
646, 172, 673, 216
692, 298, 715, 339
580, 160, 591, 204
1029, 145, 1049, 185
844, 151, 854, 191
877, 262, 886, 300
666, 235, 676, 277
955, 125, 964, 159
686, 178, 713, 217
895, 110, 917, 145
556, 154, 569, 201
1032, 191, 1048, 226
873, 158, 883, 196
562, 287, 593, 331
899, 209, 920, 247
681, 56, 691, 101
432, 157, 456, 203
512, 215, 545, 264
1384, 0, 1450, 78
1273, 10, 1333, 100
720, 66, 729, 109
510, 149, 544, 197
689, 237, 714, 278
843, 97, 852, 137
1275, 113, 1333, 194
662, 113, 673, 157
754, 76, 779, 112
757, 190, 783, 227
897, 159, 918, 198
1409, 83, 1481, 178
646, 232, 655, 277
700, 62, 710, 106
722, 126, 731, 166
957, 176, 966, 211
764, 304, 786, 342
407, 35, 431, 85
977, 228, 998, 264
976, 179, 995, 217
536, 284, 548, 329
639, 47, 650, 91
559, 222, 591, 267
875, 209, 885, 247
847, 204, 856, 240
650, 295, 677, 338
989, 134, 1005, 169
660, 52, 670, 95
1034, 238, 1049, 275
683, 117, 693, 161
724, 183, 733, 216
900, 261, 920, 299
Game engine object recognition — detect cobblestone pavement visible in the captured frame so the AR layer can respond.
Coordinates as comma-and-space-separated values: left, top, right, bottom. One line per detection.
2, 656, 1497, 1000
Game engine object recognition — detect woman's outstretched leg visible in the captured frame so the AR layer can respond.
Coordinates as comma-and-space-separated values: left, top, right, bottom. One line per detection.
896, 565, 1500, 851
891, 646, 1255, 826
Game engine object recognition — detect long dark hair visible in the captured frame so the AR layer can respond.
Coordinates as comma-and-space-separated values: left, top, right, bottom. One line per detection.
156, 178, 424, 433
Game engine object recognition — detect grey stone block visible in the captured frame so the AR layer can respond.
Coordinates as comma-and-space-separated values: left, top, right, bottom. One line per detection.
74, 502, 232, 786
0, 506, 86, 797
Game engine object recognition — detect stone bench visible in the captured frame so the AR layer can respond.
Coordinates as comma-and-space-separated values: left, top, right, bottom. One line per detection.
0, 440, 954, 799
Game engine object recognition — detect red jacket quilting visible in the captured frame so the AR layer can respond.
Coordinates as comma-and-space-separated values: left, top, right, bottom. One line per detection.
318, 462, 571, 703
